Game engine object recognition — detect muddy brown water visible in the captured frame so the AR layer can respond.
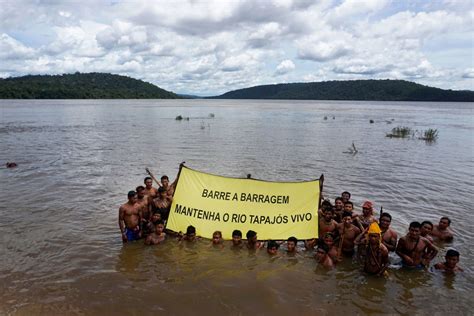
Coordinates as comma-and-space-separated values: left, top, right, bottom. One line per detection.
1, 99, 473, 315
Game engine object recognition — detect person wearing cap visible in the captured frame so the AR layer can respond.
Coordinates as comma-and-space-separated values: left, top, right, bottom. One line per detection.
362, 222, 389, 276
357, 200, 376, 229
118, 190, 141, 243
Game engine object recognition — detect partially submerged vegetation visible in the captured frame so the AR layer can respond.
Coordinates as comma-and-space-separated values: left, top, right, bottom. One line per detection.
386, 126, 412, 138
419, 128, 439, 142
386, 126, 439, 142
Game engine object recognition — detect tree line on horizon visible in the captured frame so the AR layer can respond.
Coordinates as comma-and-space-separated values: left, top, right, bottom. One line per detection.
0, 73, 178, 99
0, 73, 472, 101
210, 79, 474, 102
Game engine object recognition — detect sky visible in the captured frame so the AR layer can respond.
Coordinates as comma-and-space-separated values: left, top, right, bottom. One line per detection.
0, 0, 473, 96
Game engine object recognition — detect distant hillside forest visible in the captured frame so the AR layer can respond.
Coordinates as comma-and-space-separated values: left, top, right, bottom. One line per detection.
210, 80, 474, 102
0, 73, 179, 99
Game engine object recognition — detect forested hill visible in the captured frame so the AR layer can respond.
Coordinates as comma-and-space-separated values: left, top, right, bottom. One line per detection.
0, 73, 179, 99
210, 80, 474, 102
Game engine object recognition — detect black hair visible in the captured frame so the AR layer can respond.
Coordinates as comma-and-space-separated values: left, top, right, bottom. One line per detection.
380, 212, 392, 221
144, 177, 152, 183
421, 220, 433, 228
186, 225, 196, 235
335, 197, 343, 202
341, 191, 351, 198
246, 230, 257, 239
321, 200, 333, 210
317, 243, 329, 253
446, 249, 459, 257
441, 216, 451, 225
342, 211, 352, 218
161, 175, 169, 181
232, 230, 242, 237
409, 221, 422, 229
267, 240, 279, 249
287, 236, 298, 244
127, 190, 136, 198
135, 185, 145, 192
158, 186, 166, 193
344, 201, 353, 207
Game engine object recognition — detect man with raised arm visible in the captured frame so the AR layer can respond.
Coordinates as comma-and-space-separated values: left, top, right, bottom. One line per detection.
118, 191, 141, 243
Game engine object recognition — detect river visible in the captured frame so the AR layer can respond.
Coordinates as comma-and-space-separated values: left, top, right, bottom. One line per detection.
0, 99, 473, 315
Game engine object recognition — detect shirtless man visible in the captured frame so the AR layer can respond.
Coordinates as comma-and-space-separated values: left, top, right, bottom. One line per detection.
145, 221, 166, 245
144, 177, 158, 201
341, 191, 351, 204
396, 222, 438, 269
379, 213, 398, 252
358, 201, 376, 229
434, 249, 463, 273
151, 187, 173, 221
135, 186, 151, 236
337, 211, 361, 258
231, 230, 243, 249
315, 244, 335, 269
431, 217, 454, 242
420, 221, 434, 242
333, 197, 344, 223
161, 175, 179, 198
267, 240, 280, 256
321, 233, 339, 262
180, 225, 198, 242
118, 191, 141, 243
246, 230, 264, 250
319, 208, 338, 239
286, 236, 298, 255
211, 231, 225, 248
363, 222, 389, 276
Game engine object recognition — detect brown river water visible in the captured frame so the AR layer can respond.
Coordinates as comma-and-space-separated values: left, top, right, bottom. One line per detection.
0, 99, 473, 315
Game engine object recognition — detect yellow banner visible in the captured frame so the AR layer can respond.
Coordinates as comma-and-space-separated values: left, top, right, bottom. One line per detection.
167, 167, 320, 240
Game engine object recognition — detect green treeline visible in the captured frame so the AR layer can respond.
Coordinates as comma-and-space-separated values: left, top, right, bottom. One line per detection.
210, 80, 474, 102
0, 73, 179, 99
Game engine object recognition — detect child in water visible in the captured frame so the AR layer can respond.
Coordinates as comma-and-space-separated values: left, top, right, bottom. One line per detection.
145, 221, 166, 245
211, 231, 224, 248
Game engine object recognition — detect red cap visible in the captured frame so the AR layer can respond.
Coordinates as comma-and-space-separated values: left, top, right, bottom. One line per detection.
362, 201, 373, 209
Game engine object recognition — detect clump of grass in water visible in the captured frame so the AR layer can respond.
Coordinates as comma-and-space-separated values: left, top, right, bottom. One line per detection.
386, 126, 412, 138
419, 128, 439, 142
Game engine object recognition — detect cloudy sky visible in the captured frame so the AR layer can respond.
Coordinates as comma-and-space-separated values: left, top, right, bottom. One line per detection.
1, 0, 473, 95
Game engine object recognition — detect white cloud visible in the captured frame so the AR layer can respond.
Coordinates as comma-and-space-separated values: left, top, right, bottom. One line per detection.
0, 0, 472, 94
275, 59, 295, 75
0, 33, 36, 60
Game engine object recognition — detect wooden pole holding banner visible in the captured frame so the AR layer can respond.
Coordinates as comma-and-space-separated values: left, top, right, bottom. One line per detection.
145, 167, 162, 187
318, 174, 324, 211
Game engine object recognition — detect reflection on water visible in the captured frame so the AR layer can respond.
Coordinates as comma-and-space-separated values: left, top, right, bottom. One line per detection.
0, 99, 473, 314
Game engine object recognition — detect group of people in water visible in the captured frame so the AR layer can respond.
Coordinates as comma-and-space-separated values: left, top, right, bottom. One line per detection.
118, 170, 462, 276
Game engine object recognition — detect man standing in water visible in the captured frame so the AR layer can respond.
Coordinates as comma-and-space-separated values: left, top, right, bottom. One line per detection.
431, 217, 454, 242
144, 177, 158, 200
341, 191, 351, 204
315, 244, 335, 270
358, 201, 376, 229
396, 222, 438, 269
434, 249, 463, 273
118, 191, 141, 242
379, 213, 398, 252
362, 222, 389, 276
333, 197, 344, 223
151, 187, 172, 221
319, 208, 338, 239
337, 211, 361, 258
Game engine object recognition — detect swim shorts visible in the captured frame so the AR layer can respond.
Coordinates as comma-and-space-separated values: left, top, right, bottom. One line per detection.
125, 227, 141, 241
